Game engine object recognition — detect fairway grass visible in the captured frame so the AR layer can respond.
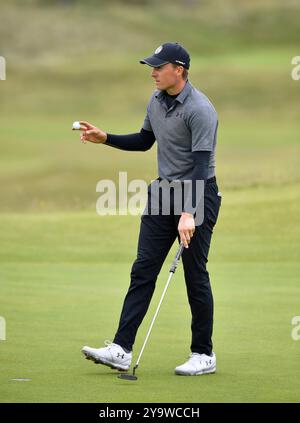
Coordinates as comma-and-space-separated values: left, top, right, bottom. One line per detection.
0, 183, 299, 403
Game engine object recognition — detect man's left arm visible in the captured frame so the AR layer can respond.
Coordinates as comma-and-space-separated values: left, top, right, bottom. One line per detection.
182, 150, 210, 213
178, 105, 218, 248
179, 151, 210, 248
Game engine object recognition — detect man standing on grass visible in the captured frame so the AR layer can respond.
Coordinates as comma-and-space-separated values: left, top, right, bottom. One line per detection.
76, 42, 222, 376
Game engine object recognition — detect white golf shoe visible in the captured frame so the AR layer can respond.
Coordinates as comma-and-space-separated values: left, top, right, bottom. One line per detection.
82, 340, 132, 371
175, 352, 216, 376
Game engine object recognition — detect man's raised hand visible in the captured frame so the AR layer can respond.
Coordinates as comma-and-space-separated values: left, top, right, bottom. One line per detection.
72, 120, 107, 144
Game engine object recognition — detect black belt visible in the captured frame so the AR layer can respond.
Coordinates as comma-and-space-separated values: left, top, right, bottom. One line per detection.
207, 176, 216, 184
157, 176, 216, 184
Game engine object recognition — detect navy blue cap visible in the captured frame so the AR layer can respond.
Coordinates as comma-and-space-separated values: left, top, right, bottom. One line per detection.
140, 42, 190, 69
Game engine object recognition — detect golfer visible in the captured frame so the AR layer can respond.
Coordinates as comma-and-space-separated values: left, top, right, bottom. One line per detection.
79, 42, 222, 376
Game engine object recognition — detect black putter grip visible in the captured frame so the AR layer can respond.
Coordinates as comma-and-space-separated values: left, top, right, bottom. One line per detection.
169, 242, 185, 273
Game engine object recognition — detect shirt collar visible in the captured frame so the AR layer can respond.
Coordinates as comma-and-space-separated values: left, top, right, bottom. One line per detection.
155, 79, 192, 104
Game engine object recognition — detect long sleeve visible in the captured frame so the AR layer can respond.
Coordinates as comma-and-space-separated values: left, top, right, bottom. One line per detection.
182, 150, 210, 219
104, 128, 156, 152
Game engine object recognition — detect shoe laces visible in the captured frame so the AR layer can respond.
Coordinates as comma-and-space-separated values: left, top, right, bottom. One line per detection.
188, 352, 213, 365
188, 352, 209, 364
104, 339, 115, 348
188, 352, 202, 361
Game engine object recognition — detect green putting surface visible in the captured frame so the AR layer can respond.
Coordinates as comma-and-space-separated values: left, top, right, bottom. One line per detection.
0, 181, 299, 402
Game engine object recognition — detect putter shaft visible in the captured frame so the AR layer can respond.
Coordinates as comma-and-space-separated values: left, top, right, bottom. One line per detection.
132, 242, 185, 373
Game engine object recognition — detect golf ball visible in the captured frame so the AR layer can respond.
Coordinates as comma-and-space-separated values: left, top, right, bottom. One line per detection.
72, 121, 81, 130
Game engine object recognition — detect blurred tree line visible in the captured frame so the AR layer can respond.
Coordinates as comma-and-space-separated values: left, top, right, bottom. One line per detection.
5, 0, 199, 6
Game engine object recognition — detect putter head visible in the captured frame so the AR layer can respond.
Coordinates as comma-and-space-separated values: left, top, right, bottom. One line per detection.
117, 364, 138, 381
118, 374, 138, 381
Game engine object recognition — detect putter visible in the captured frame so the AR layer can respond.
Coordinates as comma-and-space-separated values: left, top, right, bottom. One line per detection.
118, 241, 185, 381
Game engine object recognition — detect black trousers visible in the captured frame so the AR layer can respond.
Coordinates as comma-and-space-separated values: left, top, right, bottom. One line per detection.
113, 176, 222, 356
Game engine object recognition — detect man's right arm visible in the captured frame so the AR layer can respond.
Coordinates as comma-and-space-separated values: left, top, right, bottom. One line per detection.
75, 110, 155, 151
104, 128, 156, 152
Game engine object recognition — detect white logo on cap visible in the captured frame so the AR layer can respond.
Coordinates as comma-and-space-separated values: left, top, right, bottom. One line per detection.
155, 46, 163, 55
